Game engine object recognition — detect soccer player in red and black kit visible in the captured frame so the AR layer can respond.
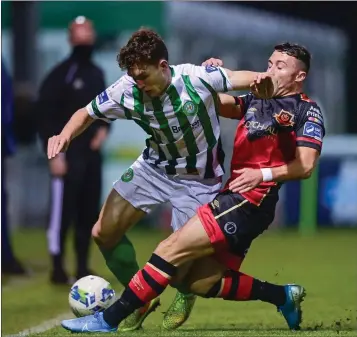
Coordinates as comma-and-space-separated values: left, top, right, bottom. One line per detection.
62, 43, 325, 333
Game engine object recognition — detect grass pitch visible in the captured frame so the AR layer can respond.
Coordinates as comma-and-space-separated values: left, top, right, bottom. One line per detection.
2, 227, 357, 336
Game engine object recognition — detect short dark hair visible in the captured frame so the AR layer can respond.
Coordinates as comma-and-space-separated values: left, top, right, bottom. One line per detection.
117, 28, 169, 70
274, 42, 311, 73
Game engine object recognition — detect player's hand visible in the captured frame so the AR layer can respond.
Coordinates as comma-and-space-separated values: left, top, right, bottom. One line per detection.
201, 58, 224, 67
47, 134, 71, 159
90, 126, 109, 151
49, 154, 67, 177
228, 168, 263, 194
250, 72, 278, 99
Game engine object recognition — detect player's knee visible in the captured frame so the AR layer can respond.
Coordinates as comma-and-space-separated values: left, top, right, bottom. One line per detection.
154, 236, 176, 262
91, 222, 106, 246
91, 221, 122, 249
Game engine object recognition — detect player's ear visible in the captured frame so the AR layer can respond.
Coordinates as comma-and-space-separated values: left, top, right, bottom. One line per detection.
159, 59, 169, 70
295, 70, 306, 83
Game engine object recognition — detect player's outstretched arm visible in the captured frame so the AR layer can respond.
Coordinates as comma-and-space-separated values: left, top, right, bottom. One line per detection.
225, 69, 278, 99
47, 107, 94, 159
201, 57, 278, 98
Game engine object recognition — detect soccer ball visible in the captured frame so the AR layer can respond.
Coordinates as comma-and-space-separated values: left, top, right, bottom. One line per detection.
69, 275, 116, 317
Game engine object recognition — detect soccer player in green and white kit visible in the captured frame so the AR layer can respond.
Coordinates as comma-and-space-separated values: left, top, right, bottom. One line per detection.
47, 28, 276, 331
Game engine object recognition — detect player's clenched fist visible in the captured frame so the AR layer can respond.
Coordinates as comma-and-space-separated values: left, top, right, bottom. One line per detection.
250, 72, 278, 99
47, 134, 71, 159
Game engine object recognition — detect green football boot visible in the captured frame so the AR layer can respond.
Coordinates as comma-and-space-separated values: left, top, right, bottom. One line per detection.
118, 297, 161, 332
162, 291, 197, 330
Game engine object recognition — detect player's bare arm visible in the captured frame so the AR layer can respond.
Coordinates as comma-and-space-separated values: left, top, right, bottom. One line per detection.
47, 107, 94, 159
202, 57, 278, 99
217, 94, 244, 119
229, 147, 320, 194
225, 69, 277, 99
270, 146, 319, 181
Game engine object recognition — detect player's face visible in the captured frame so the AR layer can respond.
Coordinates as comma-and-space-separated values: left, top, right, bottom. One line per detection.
267, 51, 306, 94
129, 61, 171, 97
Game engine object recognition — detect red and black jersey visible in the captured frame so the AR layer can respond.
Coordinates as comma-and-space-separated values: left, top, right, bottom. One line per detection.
226, 92, 325, 206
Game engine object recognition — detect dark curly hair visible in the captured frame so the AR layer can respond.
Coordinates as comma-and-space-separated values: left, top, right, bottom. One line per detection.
117, 28, 169, 70
274, 42, 311, 73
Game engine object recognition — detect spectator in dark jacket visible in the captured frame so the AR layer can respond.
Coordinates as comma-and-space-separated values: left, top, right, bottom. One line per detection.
36, 17, 110, 284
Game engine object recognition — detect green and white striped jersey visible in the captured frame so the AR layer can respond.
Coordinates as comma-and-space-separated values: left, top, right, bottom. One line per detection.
86, 64, 233, 179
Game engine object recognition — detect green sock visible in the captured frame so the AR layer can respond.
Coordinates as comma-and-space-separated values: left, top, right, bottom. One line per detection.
100, 235, 139, 287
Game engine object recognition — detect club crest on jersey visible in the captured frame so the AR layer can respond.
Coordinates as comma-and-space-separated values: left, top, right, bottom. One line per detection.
182, 101, 198, 116
121, 168, 134, 182
273, 109, 295, 127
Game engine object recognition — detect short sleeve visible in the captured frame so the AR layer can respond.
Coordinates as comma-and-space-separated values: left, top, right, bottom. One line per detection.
86, 78, 127, 122
295, 102, 325, 153
175, 64, 233, 92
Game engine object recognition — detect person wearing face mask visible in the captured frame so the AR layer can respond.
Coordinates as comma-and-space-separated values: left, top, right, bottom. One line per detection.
36, 16, 110, 284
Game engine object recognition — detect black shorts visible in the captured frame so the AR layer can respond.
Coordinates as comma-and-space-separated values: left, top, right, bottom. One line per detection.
197, 189, 278, 270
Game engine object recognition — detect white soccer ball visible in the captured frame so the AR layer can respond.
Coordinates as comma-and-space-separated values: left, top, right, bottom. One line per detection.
69, 275, 116, 317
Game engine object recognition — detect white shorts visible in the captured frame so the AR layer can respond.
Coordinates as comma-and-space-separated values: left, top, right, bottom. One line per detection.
114, 155, 222, 231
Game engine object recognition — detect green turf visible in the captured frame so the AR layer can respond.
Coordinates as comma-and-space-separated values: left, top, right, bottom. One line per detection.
2, 228, 357, 336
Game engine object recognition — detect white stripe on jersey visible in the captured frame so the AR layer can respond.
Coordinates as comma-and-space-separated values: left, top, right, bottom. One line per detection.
86, 64, 231, 179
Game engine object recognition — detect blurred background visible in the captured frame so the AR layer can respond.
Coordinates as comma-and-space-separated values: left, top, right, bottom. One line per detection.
1, 2, 357, 335
2, 1, 356, 231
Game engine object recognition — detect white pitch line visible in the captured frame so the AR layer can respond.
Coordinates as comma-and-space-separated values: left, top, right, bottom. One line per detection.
4, 312, 72, 337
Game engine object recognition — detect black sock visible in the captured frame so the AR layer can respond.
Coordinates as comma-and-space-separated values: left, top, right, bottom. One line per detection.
250, 279, 286, 306
103, 253, 176, 327
103, 292, 144, 327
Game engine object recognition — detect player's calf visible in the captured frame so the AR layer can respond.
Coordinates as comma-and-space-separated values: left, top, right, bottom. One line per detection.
91, 189, 145, 288
102, 253, 176, 328
182, 267, 305, 330
181, 258, 286, 305
98, 215, 214, 328
183, 257, 226, 296
161, 258, 223, 331
202, 270, 287, 305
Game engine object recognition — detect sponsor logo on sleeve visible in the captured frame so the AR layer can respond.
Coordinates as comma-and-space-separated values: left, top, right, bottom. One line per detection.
308, 117, 321, 123
306, 105, 324, 123
205, 65, 218, 73
303, 122, 323, 141
98, 90, 110, 105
